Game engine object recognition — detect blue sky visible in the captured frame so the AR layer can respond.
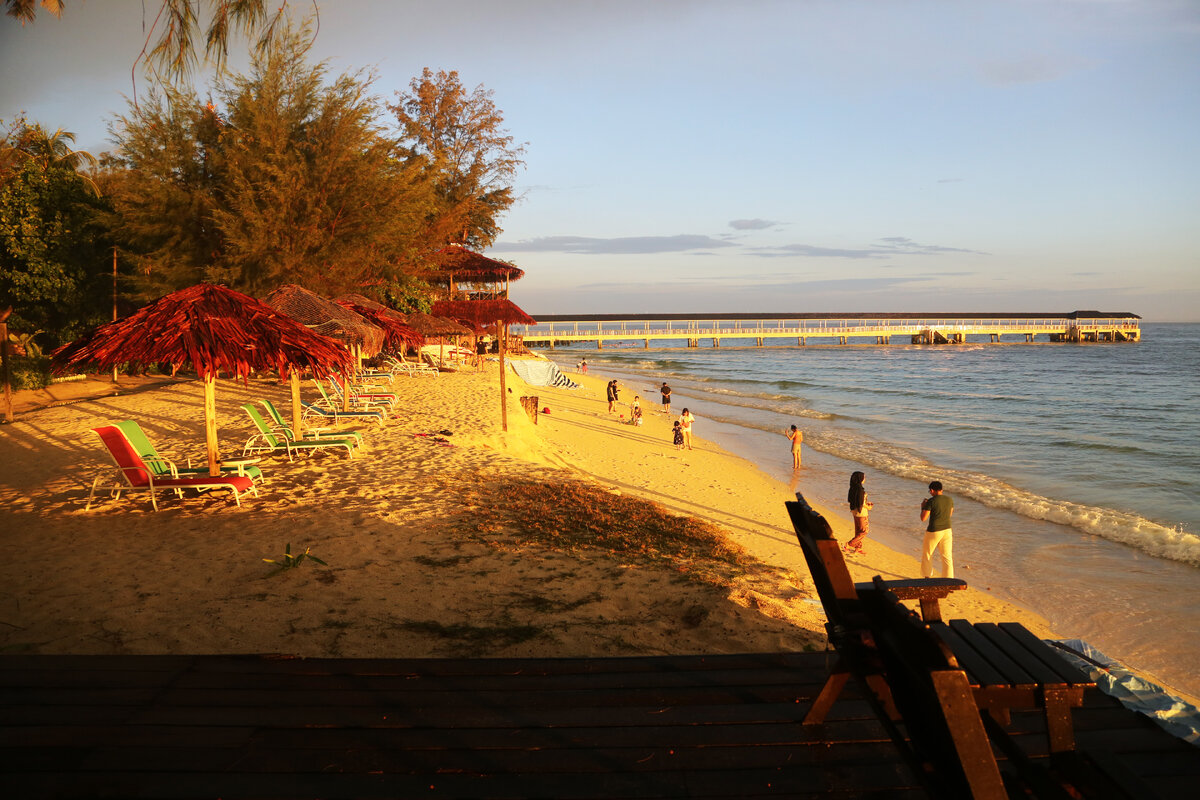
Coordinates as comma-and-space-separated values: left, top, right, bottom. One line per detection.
4, 0, 1198, 319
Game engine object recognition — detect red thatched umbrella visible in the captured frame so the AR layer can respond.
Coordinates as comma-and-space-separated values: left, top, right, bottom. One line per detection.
431, 244, 525, 298
263, 285, 387, 434
432, 298, 537, 431
52, 284, 353, 475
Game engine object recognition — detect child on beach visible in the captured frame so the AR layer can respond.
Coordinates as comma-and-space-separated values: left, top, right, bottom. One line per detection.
785, 425, 803, 468
845, 471, 873, 554
672, 421, 684, 449
678, 408, 695, 450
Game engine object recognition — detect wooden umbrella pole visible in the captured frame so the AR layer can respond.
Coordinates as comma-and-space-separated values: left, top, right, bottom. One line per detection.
290, 370, 303, 440
204, 373, 220, 476
499, 323, 508, 432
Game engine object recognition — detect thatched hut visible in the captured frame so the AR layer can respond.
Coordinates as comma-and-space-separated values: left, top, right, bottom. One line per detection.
51, 284, 352, 474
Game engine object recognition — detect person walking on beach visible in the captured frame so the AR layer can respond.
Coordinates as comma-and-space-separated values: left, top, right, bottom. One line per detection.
606, 380, 617, 413
678, 408, 695, 450
672, 420, 684, 449
660, 382, 672, 414
785, 425, 803, 468
579, 359, 587, 374
845, 471, 873, 554
919, 480, 954, 578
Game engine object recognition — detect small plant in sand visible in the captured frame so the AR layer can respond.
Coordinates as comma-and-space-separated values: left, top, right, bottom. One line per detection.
263, 543, 327, 572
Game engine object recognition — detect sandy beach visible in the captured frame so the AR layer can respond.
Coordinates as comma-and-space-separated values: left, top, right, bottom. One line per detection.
0, 360, 1058, 660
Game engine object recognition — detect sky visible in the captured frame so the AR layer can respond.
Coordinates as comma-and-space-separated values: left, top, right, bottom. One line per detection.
3, 0, 1199, 320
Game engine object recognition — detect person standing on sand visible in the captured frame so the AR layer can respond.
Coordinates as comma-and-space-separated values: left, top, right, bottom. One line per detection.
785, 425, 803, 468
606, 380, 617, 413
845, 471, 873, 554
672, 420, 684, 449
579, 359, 587, 374
631, 395, 641, 420
919, 480, 954, 578
660, 382, 672, 414
678, 408, 695, 450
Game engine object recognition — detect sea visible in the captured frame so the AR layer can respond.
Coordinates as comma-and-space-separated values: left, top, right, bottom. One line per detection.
537, 322, 1200, 702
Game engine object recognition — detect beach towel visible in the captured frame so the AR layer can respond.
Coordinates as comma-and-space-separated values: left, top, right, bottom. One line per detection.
508, 359, 581, 389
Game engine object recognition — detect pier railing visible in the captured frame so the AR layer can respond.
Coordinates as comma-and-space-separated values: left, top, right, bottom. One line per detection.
515, 313, 1140, 348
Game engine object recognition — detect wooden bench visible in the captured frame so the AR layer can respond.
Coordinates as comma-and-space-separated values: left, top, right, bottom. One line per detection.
859, 576, 1155, 800
785, 495, 966, 724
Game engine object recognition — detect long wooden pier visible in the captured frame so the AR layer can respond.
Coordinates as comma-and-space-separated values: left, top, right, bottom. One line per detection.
518, 311, 1141, 349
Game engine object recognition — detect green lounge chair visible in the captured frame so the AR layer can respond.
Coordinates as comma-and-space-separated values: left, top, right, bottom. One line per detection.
311, 379, 391, 418
241, 404, 357, 461
328, 377, 397, 409
258, 399, 365, 448
114, 420, 266, 482
301, 400, 385, 426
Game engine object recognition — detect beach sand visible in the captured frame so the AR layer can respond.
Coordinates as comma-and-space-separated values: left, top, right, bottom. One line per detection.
0, 361, 1057, 660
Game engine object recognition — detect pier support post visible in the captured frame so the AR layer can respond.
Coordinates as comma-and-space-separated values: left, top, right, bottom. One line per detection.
688, 338, 698, 348
839, 336, 847, 345
712, 338, 720, 348
798, 337, 806, 346
756, 337, 763, 346
644, 339, 649, 349
596, 340, 603, 350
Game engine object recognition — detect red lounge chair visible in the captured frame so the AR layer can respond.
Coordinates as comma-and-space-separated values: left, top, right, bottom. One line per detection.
87, 425, 257, 512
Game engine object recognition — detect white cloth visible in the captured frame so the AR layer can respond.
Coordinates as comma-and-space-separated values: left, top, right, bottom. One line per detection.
508, 359, 581, 389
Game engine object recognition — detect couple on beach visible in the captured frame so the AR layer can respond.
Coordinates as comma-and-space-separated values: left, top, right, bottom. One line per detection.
846, 472, 954, 578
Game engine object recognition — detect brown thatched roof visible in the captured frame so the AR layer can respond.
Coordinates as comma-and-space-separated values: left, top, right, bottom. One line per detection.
429, 245, 525, 284
431, 299, 537, 328
402, 311, 471, 337
51, 284, 352, 379
262, 284, 385, 357
334, 295, 423, 352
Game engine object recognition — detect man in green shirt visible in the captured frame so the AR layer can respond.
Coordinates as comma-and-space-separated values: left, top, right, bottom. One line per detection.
919, 480, 954, 578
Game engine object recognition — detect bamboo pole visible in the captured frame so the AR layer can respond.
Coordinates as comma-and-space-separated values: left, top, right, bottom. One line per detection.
1, 307, 12, 423
499, 323, 508, 432
112, 248, 119, 384
290, 370, 303, 440
204, 374, 220, 476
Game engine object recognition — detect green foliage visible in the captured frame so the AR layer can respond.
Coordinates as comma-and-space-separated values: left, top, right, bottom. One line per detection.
0, 119, 111, 352
107, 23, 438, 299
5, 354, 51, 390
377, 274, 433, 314
263, 542, 327, 572
389, 69, 526, 250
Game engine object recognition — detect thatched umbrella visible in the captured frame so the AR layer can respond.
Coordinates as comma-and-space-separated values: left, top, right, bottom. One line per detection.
402, 311, 472, 367
335, 294, 423, 354
431, 244, 526, 298
432, 298, 537, 431
263, 285, 385, 356
52, 284, 352, 475
262, 284, 386, 435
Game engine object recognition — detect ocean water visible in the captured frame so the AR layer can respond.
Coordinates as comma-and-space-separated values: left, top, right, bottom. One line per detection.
537, 322, 1200, 700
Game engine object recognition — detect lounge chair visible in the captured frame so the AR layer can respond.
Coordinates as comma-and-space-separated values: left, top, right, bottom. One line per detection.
327, 377, 397, 409
258, 400, 365, 448
114, 420, 266, 483
301, 401, 385, 426
310, 380, 390, 420
241, 404, 357, 461
88, 425, 256, 511
384, 354, 437, 377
